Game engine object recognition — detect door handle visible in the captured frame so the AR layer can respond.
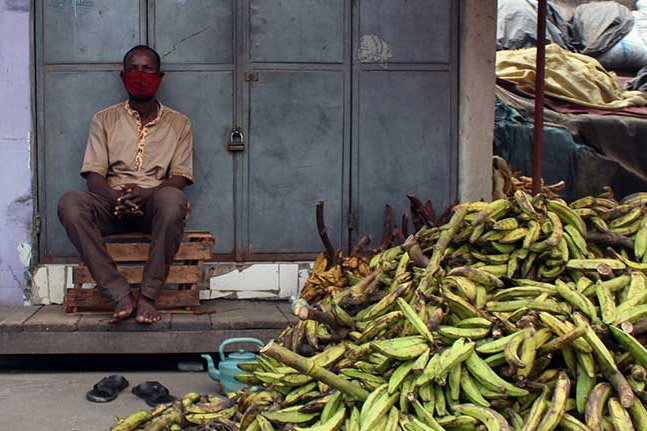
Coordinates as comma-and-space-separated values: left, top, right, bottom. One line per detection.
228, 128, 245, 152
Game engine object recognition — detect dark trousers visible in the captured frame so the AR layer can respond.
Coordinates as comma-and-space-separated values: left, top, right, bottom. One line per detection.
57, 187, 188, 304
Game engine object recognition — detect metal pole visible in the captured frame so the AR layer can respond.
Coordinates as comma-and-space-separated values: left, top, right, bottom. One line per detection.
532, 0, 547, 196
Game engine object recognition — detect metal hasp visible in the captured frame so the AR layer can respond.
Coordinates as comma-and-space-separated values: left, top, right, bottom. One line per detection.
228, 128, 245, 152
532, 0, 548, 195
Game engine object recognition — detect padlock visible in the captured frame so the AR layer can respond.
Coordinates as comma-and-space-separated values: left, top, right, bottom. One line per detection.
228, 128, 245, 152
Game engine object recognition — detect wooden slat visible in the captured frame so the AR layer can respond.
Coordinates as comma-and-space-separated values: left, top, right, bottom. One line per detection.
0, 306, 41, 332
65, 288, 200, 311
0, 329, 281, 354
171, 313, 212, 331
22, 305, 80, 332
76, 312, 174, 331
104, 230, 214, 241
73, 265, 201, 284
106, 241, 213, 262
76, 313, 112, 332
108, 313, 172, 332
210, 301, 289, 329
0, 300, 292, 354
276, 302, 299, 324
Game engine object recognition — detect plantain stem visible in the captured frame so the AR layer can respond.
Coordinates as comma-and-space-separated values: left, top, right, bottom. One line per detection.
403, 235, 431, 268
587, 232, 634, 250
261, 341, 370, 401
295, 305, 349, 338
605, 370, 636, 408
316, 201, 337, 260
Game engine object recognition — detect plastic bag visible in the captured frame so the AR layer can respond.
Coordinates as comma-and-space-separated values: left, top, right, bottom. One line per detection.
597, 12, 647, 72
570, 1, 634, 56
497, 0, 571, 50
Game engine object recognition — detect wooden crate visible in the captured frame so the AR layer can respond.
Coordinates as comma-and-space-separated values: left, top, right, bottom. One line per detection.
65, 230, 215, 313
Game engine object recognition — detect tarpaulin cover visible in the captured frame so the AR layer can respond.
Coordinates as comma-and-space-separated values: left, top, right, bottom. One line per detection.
570, 1, 634, 56
495, 87, 647, 200
626, 64, 647, 92
496, 44, 647, 110
497, 0, 571, 50
494, 100, 578, 200
497, 78, 647, 118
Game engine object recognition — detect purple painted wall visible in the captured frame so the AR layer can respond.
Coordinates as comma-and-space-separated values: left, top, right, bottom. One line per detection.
0, 0, 32, 304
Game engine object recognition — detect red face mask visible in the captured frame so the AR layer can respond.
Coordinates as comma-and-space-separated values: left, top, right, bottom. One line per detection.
121, 71, 163, 100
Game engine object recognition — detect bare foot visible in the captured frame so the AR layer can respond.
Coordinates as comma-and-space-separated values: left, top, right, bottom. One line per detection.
136, 296, 161, 324
110, 293, 136, 324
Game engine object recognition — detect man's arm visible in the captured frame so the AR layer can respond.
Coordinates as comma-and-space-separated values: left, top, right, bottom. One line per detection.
85, 172, 120, 202
116, 176, 187, 212
156, 175, 188, 190
86, 172, 142, 217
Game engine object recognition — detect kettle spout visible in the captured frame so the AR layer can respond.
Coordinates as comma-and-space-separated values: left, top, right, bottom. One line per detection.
201, 354, 220, 380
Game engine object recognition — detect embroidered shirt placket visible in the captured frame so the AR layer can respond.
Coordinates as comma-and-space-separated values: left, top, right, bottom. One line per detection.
124, 101, 164, 172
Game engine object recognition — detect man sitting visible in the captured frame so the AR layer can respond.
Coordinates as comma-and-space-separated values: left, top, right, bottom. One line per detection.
58, 45, 193, 324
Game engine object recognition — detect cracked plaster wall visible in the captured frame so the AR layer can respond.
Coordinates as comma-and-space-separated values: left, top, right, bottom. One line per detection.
0, 0, 32, 304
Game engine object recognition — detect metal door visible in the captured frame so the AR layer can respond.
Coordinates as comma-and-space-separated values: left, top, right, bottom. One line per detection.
149, 0, 237, 258
36, 0, 458, 261
36, 0, 237, 260
240, 0, 350, 260
351, 0, 458, 243
36, 0, 148, 259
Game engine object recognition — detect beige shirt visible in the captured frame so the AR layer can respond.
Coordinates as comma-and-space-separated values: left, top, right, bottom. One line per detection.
80, 101, 194, 188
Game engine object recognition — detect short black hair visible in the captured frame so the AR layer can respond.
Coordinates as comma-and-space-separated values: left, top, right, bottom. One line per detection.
123, 45, 161, 71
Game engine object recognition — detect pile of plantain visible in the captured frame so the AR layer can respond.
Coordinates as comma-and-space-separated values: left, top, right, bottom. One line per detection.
300, 253, 372, 304
492, 156, 566, 200
113, 190, 647, 431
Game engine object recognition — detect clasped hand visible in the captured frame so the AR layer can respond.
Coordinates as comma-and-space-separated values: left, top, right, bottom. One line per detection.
112, 184, 153, 218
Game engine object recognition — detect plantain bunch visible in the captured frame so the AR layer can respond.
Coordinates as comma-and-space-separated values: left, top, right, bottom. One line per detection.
113, 190, 647, 431
301, 253, 372, 304
492, 156, 565, 200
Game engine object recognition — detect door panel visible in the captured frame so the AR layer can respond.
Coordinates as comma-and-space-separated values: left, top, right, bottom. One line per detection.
357, 0, 451, 63
157, 72, 235, 254
352, 0, 457, 245
356, 71, 453, 241
249, 0, 345, 63
37, 0, 457, 262
152, 0, 234, 64
43, 71, 126, 256
43, 0, 143, 63
247, 72, 345, 253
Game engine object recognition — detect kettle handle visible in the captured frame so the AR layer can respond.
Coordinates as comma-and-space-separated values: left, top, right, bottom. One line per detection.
219, 337, 265, 361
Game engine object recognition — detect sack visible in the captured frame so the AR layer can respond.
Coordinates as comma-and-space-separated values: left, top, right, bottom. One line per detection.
497, 0, 570, 51
597, 12, 647, 72
570, 1, 634, 56
638, 0, 647, 13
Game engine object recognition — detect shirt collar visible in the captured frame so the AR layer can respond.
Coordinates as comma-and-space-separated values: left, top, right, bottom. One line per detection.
123, 100, 164, 128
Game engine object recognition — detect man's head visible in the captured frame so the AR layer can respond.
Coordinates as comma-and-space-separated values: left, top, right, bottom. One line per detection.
121, 45, 164, 102
123, 45, 161, 73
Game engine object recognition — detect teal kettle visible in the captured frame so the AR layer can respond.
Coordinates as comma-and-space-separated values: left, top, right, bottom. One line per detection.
202, 337, 265, 393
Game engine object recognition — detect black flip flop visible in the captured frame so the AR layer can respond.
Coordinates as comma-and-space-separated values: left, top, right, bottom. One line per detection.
86, 375, 129, 403
132, 381, 176, 407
